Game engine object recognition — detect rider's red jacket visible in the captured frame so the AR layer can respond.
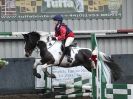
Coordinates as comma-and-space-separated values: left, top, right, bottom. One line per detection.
54, 23, 75, 41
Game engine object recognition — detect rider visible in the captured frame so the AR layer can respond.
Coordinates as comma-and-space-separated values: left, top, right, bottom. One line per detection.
52, 14, 75, 63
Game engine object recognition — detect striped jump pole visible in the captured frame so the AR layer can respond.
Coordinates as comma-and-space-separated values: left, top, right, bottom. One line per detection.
53, 77, 90, 88
106, 84, 133, 99
0, 31, 50, 36
74, 29, 133, 34
55, 92, 91, 99
0, 29, 133, 36
53, 76, 92, 98
53, 83, 91, 90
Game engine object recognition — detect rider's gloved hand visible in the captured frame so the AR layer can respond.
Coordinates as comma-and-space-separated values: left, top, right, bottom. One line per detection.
52, 37, 57, 41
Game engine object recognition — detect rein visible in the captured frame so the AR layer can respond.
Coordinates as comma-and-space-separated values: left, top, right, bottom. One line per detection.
47, 41, 56, 49
43, 35, 57, 49
36, 34, 57, 50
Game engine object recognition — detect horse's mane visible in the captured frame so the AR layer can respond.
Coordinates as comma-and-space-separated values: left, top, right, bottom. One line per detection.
29, 31, 41, 40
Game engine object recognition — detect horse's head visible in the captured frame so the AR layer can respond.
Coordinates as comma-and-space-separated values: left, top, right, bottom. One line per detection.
22, 31, 40, 57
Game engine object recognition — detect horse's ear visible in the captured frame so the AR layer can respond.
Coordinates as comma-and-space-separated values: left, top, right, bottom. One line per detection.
22, 34, 29, 40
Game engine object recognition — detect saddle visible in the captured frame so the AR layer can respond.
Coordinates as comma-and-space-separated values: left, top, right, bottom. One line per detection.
58, 42, 77, 65
61, 42, 77, 52
69, 42, 77, 47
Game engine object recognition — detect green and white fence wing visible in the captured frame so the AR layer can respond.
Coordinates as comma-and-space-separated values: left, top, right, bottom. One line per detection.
106, 84, 133, 99
96, 55, 110, 99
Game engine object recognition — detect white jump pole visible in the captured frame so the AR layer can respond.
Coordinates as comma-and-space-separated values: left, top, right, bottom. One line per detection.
0, 29, 132, 36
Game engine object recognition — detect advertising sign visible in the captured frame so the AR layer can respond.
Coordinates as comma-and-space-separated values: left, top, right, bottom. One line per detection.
35, 65, 92, 89
0, 0, 122, 20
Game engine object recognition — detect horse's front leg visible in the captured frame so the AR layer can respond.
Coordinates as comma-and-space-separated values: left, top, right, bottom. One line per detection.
33, 59, 42, 78
41, 64, 56, 78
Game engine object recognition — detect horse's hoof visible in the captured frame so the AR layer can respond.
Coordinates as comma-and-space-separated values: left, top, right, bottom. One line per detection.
51, 74, 56, 78
34, 73, 41, 78
36, 73, 41, 78
47, 74, 56, 78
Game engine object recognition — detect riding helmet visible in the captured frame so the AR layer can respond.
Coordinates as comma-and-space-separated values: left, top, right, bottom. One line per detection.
53, 15, 63, 21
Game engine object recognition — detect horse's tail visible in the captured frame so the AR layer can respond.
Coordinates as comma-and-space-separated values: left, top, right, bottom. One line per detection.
103, 54, 122, 81
76, 49, 92, 72
78, 49, 122, 81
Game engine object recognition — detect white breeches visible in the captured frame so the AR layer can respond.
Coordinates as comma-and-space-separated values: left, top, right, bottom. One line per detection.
65, 37, 74, 47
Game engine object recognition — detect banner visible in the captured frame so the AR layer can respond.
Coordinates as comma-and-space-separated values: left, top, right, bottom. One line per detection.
0, 0, 122, 20
36, 65, 92, 89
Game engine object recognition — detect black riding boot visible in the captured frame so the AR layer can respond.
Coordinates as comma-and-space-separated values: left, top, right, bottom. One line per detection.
65, 47, 73, 63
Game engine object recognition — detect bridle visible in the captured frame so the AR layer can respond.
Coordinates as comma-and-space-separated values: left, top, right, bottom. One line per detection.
25, 33, 57, 54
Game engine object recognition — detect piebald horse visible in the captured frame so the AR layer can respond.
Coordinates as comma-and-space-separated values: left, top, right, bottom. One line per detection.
23, 31, 122, 82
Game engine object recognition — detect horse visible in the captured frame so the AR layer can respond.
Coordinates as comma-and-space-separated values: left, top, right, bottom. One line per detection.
22, 31, 122, 82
